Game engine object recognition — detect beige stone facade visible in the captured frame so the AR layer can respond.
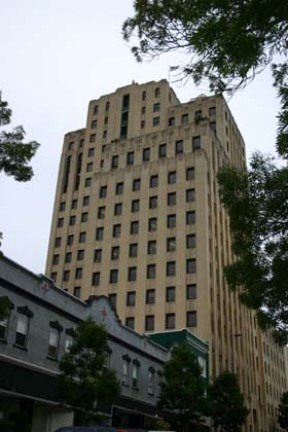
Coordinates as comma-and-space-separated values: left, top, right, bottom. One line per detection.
46, 80, 286, 432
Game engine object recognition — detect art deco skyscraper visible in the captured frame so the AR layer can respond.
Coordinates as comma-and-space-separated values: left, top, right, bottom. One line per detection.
46, 80, 286, 431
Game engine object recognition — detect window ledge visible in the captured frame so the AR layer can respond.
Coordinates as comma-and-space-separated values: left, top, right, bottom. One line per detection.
46, 355, 59, 362
13, 344, 28, 351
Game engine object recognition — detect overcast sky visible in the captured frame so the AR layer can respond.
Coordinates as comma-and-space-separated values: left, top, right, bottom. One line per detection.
0, 0, 280, 275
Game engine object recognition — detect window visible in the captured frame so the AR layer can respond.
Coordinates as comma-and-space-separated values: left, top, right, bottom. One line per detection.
99, 185, 107, 198
111, 246, 120, 260
15, 314, 30, 347
65, 333, 75, 351
159, 143, 166, 157
153, 102, 160, 112
98, 206, 105, 219
192, 136, 201, 150
63, 270, 70, 281
116, 182, 124, 195
86, 162, 93, 172
93, 105, 98, 114
113, 224, 121, 238
65, 252, 72, 263
186, 211, 195, 225
168, 171, 176, 184
96, 227, 104, 240
109, 293, 117, 309
71, 199, 78, 209
68, 141, 74, 150
149, 196, 158, 209
132, 360, 140, 389
88, 148, 95, 157
175, 139, 184, 154
104, 116, 108, 125
154, 87, 160, 97
141, 120, 145, 128
77, 250, 84, 260
187, 259, 196, 274
166, 261, 176, 276
147, 264, 156, 279
0, 315, 9, 341
209, 106, 216, 116
51, 272, 57, 282
141, 106, 146, 114
83, 196, 90, 206
130, 221, 139, 234
55, 237, 61, 247
105, 101, 110, 111
186, 167, 195, 180
133, 178, 141, 191
129, 243, 138, 257
166, 313, 175, 329
126, 317, 135, 330
187, 311, 197, 327
153, 116, 160, 127
81, 212, 88, 222
94, 249, 102, 262
167, 192, 176, 206
148, 240, 156, 254
187, 234, 196, 248
143, 147, 150, 161
48, 328, 60, 359
80, 138, 84, 147
131, 199, 140, 212
142, 90, 146, 101
210, 121, 216, 131
195, 110, 202, 121
103, 130, 107, 139
166, 286, 175, 302
128, 267, 137, 281
148, 367, 155, 395
186, 284, 197, 300
186, 188, 195, 202
59, 202, 66, 211
127, 151, 134, 165
148, 217, 157, 231
89, 134, 96, 143
52, 254, 59, 265
146, 289, 155, 305
57, 218, 64, 228
182, 113, 188, 124
79, 232, 86, 243
69, 215, 76, 226
150, 175, 158, 188
67, 235, 74, 246
167, 214, 176, 228
110, 269, 118, 284
91, 120, 97, 129
168, 117, 175, 127
111, 155, 119, 168
85, 177, 92, 187
167, 237, 176, 252
127, 291, 136, 306
145, 315, 154, 331
122, 358, 130, 385
114, 203, 122, 216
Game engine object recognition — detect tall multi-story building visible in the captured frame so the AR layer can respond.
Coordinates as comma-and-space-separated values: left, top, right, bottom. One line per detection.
46, 80, 286, 431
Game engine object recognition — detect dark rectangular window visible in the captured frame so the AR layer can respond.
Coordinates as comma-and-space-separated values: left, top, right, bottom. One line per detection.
186, 211, 196, 225
75, 268, 82, 279
114, 203, 122, 216
142, 91, 146, 101
149, 217, 157, 231
167, 214, 176, 228
57, 218, 64, 228
111, 246, 120, 260
175, 139, 184, 154
86, 162, 93, 172
166, 261, 176, 276
186, 188, 195, 202
145, 315, 154, 331
209, 106, 216, 116
127, 291, 136, 306
67, 235, 74, 246
71, 199, 77, 209
130, 221, 139, 234
98, 206, 105, 219
81, 212, 88, 222
165, 313, 175, 329
116, 182, 124, 195
143, 147, 150, 161
93, 105, 98, 114
153, 102, 160, 112
63, 270, 70, 281
88, 148, 95, 157
55, 237, 61, 247
59, 202, 66, 211
127, 151, 134, 165
110, 269, 118, 284
113, 224, 121, 238
109, 293, 117, 308
182, 113, 188, 124
89, 134, 96, 143
148, 240, 156, 254
96, 227, 104, 240
150, 175, 158, 188
186, 284, 197, 300
168, 117, 175, 127
187, 234, 196, 249
85, 177, 92, 187
77, 250, 84, 260
15, 315, 29, 347
65, 252, 72, 263
149, 196, 158, 209
146, 289, 155, 305
79, 232, 86, 243
167, 192, 176, 206
187, 259, 196, 274
192, 136, 201, 150
91, 120, 97, 129
69, 216, 76, 226
147, 264, 156, 279
133, 178, 141, 191
167, 237, 176, 252
94, 249, 102, 262
99, 185, 107, 198
168, 171, 176, 184
128, 267, 137, 281
166, 286, 175, 302
92, 272, 100, 286
129, 243, 138, 257
131, 199, 140, 212
111, 155, 119, 168
153, 117, 160, 126
52, 254, 59, 265
154, 87, 160, 97
159, 143, 166, 157
186, 167, 195, 180
187, 311, 197, 327
125, 317, 135, 329
83, 196, 90, 206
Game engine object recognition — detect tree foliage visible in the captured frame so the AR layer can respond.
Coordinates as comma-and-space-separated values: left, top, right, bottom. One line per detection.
0, 94, 40, 181
0, 296, 13, 321
124, 0, 288, 342
59, 318, 121, 416
158, 342, 206, 432
278, 391, 288, 431
207, 371, 249, 432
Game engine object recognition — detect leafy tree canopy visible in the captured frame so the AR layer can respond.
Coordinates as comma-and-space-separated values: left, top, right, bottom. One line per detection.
158, 342, 206, 432
0, 94, 40, 181
0, 296, 13, 321
124, 0, 288, 342
278, 391, 288, 431
59, 318, 120, 416
207, 371, 249, 432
